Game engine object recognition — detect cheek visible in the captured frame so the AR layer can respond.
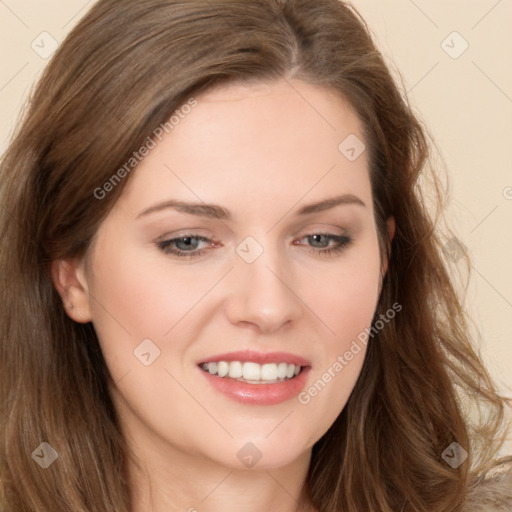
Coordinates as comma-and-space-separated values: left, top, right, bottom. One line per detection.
295, 240, 381, 425
86, 235, 237, 387
304, 240, 382, 344
85, 238, 197, 374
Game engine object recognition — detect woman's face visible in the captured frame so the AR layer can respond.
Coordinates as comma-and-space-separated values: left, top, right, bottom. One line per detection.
64, 79, 390, 470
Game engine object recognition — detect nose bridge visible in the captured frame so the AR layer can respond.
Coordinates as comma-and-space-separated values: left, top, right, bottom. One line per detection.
226, 234, 302, 332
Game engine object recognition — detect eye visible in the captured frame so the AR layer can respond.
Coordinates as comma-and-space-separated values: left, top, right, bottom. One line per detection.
156, 232, 353, 260
295, 233, 353, 257
157, 234, 216, 258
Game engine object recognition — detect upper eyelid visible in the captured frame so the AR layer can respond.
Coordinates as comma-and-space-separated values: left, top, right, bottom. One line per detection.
162, 231, 347, 241
159, 223, 350, 239
160, 232, 349, 249
156, 232, 353, 261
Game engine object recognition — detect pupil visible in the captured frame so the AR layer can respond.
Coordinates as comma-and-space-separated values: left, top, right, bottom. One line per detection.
177, 237, 197, 251
312, 234, 325, 246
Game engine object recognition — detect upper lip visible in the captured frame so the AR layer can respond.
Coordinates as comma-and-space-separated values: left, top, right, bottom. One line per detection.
198, 350, 311, 367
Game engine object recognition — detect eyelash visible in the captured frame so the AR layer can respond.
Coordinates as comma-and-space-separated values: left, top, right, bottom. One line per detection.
156, 232, 353, 259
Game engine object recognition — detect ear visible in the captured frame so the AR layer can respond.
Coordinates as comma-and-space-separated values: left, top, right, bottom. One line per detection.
50, 257, 93, 323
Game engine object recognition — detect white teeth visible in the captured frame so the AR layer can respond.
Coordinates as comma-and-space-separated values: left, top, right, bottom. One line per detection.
277, 362, 288, 379
242, 362, 261, 380
217, 361, 229, 377
260, 363, 278, 381
201, 361, 303, 382
228, 361, 243, 379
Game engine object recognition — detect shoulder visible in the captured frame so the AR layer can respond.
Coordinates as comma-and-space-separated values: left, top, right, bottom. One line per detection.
463, 459, 512, 512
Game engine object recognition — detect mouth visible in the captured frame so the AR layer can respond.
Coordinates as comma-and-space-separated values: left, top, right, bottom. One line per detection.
199, 361, 303, 384
197, 351, 311, 405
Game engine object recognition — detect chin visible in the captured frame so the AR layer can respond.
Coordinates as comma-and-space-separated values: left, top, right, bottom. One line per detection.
201, 433, 313, 471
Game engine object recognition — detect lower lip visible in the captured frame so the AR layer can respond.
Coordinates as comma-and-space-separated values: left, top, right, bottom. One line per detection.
199, 367, 311, 405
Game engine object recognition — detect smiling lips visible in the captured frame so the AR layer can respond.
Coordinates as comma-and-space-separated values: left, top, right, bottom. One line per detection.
198, 350, 311, 405
201, 361, 301, 383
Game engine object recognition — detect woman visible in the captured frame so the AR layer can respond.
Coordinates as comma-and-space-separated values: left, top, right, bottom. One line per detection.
0, 0, 510, 510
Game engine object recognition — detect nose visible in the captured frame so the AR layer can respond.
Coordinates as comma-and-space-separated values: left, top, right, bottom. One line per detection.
224, 241, 303, 334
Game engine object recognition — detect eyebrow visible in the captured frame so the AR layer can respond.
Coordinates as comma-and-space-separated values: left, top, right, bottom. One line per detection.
136, 193, 366, 220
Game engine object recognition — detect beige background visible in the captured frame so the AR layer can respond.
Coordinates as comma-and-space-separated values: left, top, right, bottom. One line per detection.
1, 1, 511, 453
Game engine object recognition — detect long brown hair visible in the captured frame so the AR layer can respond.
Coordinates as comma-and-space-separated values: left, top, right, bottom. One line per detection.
0, 0, 509, 510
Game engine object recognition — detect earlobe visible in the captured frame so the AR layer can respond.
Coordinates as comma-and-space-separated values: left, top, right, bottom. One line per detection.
50, 257, 93, 323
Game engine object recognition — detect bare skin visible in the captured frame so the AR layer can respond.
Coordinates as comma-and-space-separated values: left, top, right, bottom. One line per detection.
53, 78, 394, 511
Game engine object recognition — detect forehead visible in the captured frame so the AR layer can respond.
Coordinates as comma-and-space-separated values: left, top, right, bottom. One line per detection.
115, 78, 372, 218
